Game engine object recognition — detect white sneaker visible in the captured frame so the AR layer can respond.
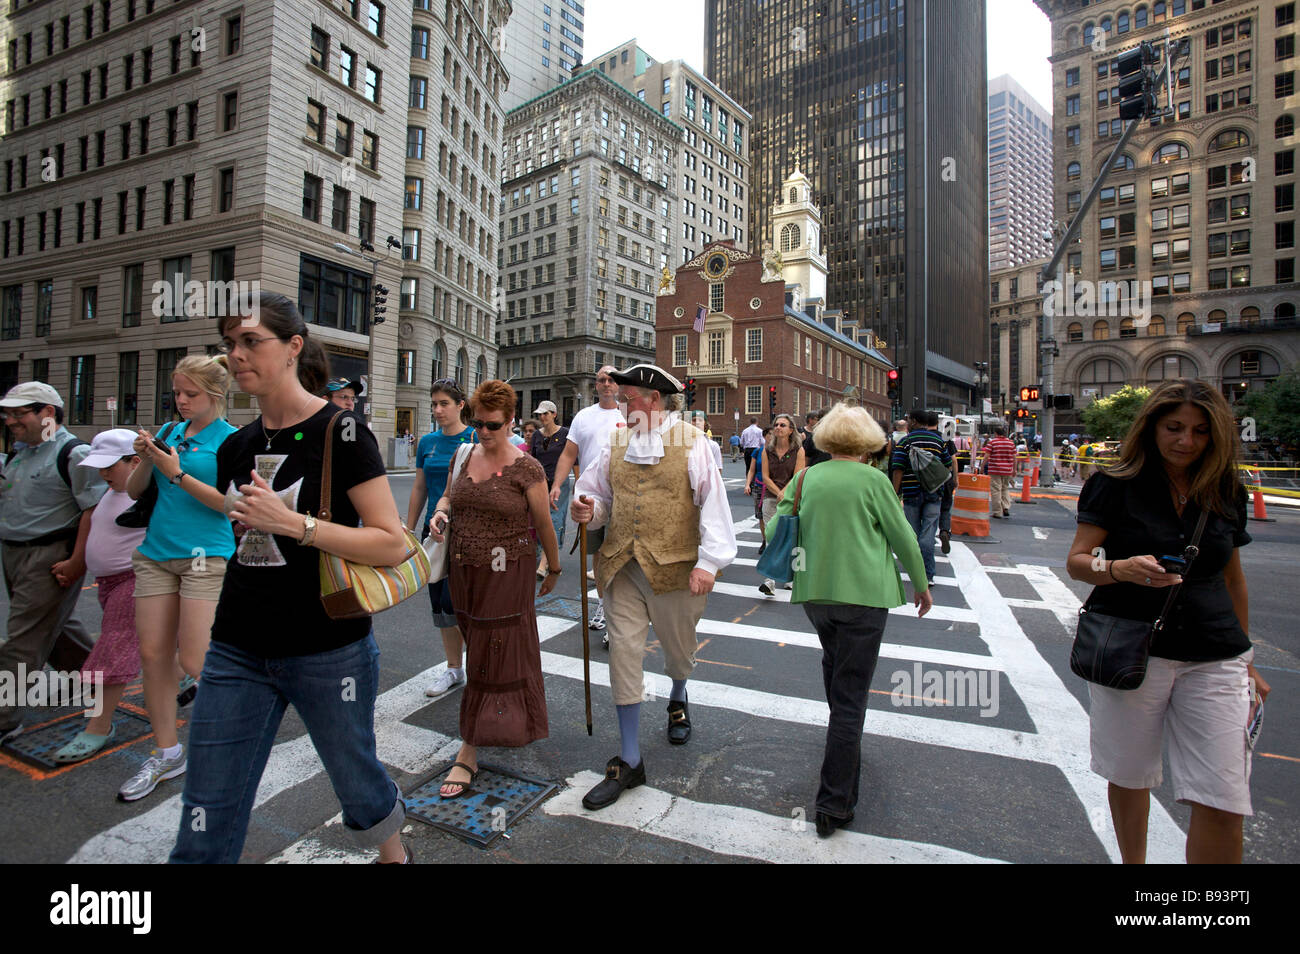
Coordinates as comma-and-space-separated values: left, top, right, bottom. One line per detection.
782, 580, 793, 590
589, 604, 606, 631
118, 746, 187, 802
424, 668, 467, 698
758, 579, 775, 596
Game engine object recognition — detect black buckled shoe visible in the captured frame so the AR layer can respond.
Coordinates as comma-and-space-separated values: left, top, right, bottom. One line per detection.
582, 756, 646, 811
666, 699, 691, 745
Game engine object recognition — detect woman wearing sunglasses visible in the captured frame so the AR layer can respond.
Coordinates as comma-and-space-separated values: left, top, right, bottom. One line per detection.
407, 378, 476, 698
427, 380, 560, 798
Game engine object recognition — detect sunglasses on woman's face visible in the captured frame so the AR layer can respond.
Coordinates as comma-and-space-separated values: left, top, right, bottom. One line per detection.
470, 418, 507, 431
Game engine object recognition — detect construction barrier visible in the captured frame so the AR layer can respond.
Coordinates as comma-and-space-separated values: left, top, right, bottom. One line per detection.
1248, 470, 1276, 522
1020, 466, 1039, 505
952, 473, 995, 541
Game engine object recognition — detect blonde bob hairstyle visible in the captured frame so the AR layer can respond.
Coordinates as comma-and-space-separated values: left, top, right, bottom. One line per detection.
813, 403, 887, 458
173, 354, 232, 418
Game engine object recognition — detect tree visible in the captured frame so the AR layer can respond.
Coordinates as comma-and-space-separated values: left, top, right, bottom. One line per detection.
1235, 368, 1300, 448
1080, 385, 1151, 440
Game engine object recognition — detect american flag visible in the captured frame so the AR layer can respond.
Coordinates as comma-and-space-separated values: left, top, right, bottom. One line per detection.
693, 304, 707, 333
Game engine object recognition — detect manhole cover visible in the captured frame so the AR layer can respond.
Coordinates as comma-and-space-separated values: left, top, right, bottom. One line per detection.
405, 762, 558, 848
1, 707, 154, 770
535, 596, 583, 621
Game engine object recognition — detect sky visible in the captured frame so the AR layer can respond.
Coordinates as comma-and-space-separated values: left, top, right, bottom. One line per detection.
582, 0, 1055, 113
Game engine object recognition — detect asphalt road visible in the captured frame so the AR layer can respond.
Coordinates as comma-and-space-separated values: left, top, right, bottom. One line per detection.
1, 458, 1296, 864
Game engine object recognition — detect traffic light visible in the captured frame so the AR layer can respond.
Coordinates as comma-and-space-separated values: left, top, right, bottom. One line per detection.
1116, 41, 1158, 120
1019, 385, 1040, 402
1016, 408, 1030, 419
684, 378, 696, 408
886, 368, 900, 402
372, 283, 389, 326
1050, 393, 1075, 410
768, 385, 777, 417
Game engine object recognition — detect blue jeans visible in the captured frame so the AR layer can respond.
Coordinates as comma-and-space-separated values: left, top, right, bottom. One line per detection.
903, 490, 942, 582
549, 477, 571, 552
939, 479, 953, 533
802, 603, 889, 820
169, 634, 404, 863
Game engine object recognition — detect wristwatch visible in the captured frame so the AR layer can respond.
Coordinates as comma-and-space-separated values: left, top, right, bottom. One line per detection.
169, 470, 186, 486
299, 513, 318, 546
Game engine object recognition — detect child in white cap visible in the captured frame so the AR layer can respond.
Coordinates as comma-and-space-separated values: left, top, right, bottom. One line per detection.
52, 429, 147, 763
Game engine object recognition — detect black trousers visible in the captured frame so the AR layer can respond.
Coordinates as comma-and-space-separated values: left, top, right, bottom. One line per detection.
801, 602, 889, 820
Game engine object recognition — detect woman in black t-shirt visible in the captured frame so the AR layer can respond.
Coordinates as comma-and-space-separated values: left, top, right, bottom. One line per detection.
168, 293, 414, 865
1066, 379, 1269, 865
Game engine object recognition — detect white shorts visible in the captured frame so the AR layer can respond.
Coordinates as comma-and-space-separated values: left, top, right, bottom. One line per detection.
1089, 649, 1254, 816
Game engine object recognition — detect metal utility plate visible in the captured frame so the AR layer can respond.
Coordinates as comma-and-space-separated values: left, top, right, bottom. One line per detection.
535, 595, 584, 621
404, 761, 558, 848
1, 707, 153, 769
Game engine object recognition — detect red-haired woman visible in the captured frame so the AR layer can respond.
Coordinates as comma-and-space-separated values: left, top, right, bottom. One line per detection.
427, 380, 561, 797
1066, 378, 1269, 864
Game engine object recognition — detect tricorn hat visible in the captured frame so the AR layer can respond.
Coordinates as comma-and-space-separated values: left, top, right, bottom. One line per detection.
608, 364, 684, 396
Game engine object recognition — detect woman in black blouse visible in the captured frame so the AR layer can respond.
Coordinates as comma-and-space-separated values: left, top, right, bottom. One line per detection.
1066, 379, 1270, 864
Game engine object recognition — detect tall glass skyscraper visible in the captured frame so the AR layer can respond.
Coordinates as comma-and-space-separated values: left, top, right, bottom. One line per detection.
706, 0, 989, 410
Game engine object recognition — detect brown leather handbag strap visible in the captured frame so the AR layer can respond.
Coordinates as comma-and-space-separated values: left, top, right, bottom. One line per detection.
319, 410, 346, 522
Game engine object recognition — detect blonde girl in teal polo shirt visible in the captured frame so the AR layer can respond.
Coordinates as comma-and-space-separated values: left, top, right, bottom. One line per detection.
767, 403, 933, 838
120, 354, 236, 803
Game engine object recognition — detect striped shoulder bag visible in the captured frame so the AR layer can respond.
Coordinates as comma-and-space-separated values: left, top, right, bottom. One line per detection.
318, 411, 432, 619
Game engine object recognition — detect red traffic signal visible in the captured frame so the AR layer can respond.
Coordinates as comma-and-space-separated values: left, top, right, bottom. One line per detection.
1019, 385, 1040, 402
887, 369, 899, 383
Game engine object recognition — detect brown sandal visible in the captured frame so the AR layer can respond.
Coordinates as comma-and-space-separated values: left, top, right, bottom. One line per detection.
439, 761, 479, 799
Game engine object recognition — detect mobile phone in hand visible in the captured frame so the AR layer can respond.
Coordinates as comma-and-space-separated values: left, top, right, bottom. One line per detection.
1157, 555, 1187, 574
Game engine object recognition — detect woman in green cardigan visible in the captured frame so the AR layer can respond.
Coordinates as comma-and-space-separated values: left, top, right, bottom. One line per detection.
767, 403, 933, 838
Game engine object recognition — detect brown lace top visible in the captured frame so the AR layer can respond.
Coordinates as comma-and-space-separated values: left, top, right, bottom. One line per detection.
448, 450, 545, 566
764, 443, 800, 489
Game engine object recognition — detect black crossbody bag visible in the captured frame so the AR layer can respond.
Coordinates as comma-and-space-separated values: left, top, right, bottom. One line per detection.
1070, 509, 1209, 690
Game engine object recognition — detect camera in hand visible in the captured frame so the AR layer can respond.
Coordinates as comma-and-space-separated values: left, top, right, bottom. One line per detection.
1157, 555, 1187, 574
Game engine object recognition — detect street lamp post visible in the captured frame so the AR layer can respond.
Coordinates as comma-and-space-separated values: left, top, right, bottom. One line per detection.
333, 237, 399, 426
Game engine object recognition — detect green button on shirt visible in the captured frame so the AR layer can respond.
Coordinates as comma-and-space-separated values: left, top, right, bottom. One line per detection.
766, 460, 929, 607
0, 428, 107, 541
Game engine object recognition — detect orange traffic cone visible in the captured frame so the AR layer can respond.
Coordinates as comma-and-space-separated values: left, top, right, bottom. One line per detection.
1249, 470, 1275, 522
1020, 466, 1038, 505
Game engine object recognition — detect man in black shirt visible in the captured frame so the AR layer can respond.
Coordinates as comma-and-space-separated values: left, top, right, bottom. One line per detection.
801, 407, 832, 468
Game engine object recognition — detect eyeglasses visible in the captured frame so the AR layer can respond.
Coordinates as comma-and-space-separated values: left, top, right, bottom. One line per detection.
217, 335, 279, 354
469, 418, 507, 431
0, 405, 38, 420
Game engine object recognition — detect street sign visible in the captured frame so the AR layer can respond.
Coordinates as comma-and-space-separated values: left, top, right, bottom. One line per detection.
106, 398, 118, 411
982, 398, 992, 415
733, 411, 739, 421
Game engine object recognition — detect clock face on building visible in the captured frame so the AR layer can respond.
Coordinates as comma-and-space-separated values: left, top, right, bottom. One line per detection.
673, 306, 685, 317
704, 251, 729, 279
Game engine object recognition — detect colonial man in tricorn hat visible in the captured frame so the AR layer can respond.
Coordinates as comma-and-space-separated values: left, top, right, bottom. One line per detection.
570, 364, 737, 810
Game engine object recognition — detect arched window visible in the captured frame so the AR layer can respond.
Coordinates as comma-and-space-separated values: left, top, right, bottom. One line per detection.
1176, 312, 1195, 334
1277, 115, 1295, 139
788, 187, 798, 204
1147, 315, 1166, 336
1067, 161, 1081, 181
432, 340, 446, 381
1152, 141, 1189, 164
1079, 357, 1126, 397
1066, 26, 1080, 48
1208, 129, 1249, 152
1120, 317, 1137, 338
1117, 11, 1130, 33
1083, 22, 1096, 45
1067, 322, 1083, 342
1135, 6, 1149, 28
1092, 319, 1110, 340
1153, 1, 1166, 23
474, 355, 485, 387
455, 348, 467, 389
1276, 302, 1297, 320
1113, 153, 1135, 171
1220, 349, 1281, 398
1146, 353, 1199, 382
1208, 308, 1228, 324
1100, 16, 1113, 34
1241, 306, 1261, 327
779, 223, 801, 251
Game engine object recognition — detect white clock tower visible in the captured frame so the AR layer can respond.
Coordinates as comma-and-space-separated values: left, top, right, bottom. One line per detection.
770, 164, 827, 304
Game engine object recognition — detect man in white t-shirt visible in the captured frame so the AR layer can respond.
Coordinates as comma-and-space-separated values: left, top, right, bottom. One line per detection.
550, 365, 625, 635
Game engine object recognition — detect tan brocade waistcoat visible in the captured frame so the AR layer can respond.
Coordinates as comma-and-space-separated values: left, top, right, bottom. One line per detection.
596, 420, 702, 595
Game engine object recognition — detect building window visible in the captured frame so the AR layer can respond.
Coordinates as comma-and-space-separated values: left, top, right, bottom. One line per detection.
358, 198, 375, 244
156, 348, 185, 422
302, 174, 322, 221
362, 130, 378, 170
0, 285, 19, 340
117, 351, 138, 425
709, 282, 724, 313
69, 355, 95, 424
310, 27, 329, 70
159, 256, 191, 321
222, 91, 238, 132
401, 277, 417, 310
336, 117, 354, 156
365, 63, 381, 103
398, 350, 415, 385
746, 385, 762, 415
298, 255, 371, 333
406, 126, 425, 159
331, 186, 350, 232
225, 13, 242, 56
673, 334, 687, 367
779, 223, 800, 250
707, 386, 724, 415
404, 177, 423, 210
307, 100, 326, 143
219, 167, 234, 212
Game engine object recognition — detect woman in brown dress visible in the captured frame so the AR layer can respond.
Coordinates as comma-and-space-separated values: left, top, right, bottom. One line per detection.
751, 413, 805, 596
427, 380, 561, 797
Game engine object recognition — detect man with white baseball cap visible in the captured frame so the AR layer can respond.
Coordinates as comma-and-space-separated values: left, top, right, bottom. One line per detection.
0, 382, 108, 744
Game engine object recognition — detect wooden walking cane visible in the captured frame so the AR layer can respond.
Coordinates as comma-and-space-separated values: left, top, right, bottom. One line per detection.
579, 521, 593, 735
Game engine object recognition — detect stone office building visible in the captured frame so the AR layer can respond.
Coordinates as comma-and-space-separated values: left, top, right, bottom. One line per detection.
497, 67, 681, 422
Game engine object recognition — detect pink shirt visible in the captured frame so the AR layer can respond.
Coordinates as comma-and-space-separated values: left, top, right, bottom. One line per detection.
85, 488, 148, 579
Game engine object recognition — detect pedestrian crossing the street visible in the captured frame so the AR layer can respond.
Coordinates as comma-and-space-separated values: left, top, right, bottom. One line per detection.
60, 513, 1184, 865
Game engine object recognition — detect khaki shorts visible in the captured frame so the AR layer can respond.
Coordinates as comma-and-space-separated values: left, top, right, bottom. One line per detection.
1089, 649, 1254, 816
131, 549, 228, 601
762, 496, 781, 522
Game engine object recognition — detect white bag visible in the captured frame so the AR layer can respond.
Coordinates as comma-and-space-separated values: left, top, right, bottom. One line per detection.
423, 443, 473, 583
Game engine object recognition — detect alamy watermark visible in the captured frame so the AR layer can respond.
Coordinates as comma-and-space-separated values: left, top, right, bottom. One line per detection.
889, 663, 1000, 718
1042, 273, 1153, 326
0, 665, 104, 717
151, 276, 262, 321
